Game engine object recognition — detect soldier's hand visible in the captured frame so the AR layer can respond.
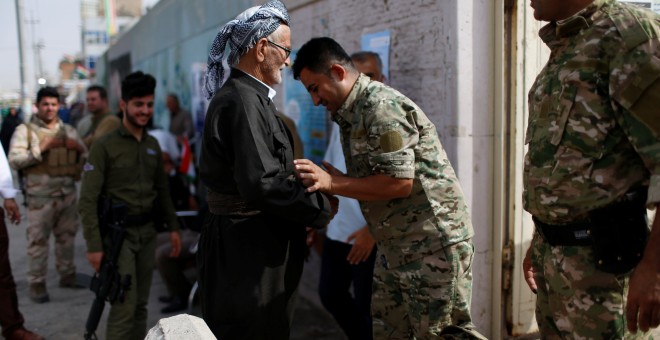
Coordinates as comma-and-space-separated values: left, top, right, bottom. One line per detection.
39, 136, 63, 152
294, 159, 333, 193
3, 198, 20, 224
627, 253, 660, 333
305, 227, 316, 247
321, 160, 345, 177
627, 210, 660, 333
346, 226, 375, 265
327, 194, 339, 219
523, 244, 537, 294
87, 252, 103, 272
169, 231, 182, 258
64, 138, 84, 152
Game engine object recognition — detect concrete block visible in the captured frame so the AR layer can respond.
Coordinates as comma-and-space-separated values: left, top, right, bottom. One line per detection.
145, 314, 216, 340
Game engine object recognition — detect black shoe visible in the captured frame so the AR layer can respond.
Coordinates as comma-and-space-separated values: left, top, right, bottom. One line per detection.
158, 295, 174, 303
160, 296, 187, 314
59, 273, 86, 289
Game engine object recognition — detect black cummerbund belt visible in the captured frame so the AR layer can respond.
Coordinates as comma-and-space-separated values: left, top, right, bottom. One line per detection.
533, 186, 648, 247
533, 216, 593, 246
207, 190, 261, 216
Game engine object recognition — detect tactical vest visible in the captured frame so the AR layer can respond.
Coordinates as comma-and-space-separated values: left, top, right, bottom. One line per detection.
23, 123, 84, 179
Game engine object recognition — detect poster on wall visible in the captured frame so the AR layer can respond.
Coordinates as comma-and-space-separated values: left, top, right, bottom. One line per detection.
283, 51, 328, 165
360, 30, 391, 81
108, 53, 132, 113
618, 0, 660, 13
190, 63, 209, 138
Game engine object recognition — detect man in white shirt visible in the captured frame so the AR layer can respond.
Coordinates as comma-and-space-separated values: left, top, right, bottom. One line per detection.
0, 146, 44, 340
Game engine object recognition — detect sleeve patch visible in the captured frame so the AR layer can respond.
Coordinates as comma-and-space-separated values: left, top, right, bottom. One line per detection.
83, 162, 94, 172
380, 131, 404, 153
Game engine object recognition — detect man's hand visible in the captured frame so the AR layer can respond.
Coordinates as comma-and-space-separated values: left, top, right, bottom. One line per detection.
39, 136, 63, 152
321, 160, 345, 176
87, 252, 104, 272
65, 138, 84, 153
523, 244, 537, 294
294, 159, 333, 193
346, 226, 375, 265
306, 227, 317, 247
627, 255, 660, 333
326, 194, 339, 219
169, 231, 182, 258
627, 208, 660, 334
4, 198, 20, 224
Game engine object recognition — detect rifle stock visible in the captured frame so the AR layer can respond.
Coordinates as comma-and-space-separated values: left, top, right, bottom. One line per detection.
84, 202, 131, 340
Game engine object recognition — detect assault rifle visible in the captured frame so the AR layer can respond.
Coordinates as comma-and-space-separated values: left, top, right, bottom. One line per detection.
84, 201, 131, 340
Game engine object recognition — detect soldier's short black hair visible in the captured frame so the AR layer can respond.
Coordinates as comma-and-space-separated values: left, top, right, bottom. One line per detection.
121, 71, 156, 102
36, 86, 59, 104
87, 85, 108, 100
292, 37, 355, 80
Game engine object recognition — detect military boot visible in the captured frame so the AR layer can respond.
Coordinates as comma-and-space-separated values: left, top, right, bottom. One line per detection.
59, 273, 85, 289
28, 283, 49, 303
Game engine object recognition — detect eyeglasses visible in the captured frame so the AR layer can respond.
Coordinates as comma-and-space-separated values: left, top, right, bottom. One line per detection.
268, 40, 291, 58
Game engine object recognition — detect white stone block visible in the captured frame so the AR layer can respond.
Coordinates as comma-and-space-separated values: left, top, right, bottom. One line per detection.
145, 314, 216, 340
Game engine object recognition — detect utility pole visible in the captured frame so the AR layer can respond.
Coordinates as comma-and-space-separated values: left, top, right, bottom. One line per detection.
14, 0, 32, 121
27, 12, 45, 86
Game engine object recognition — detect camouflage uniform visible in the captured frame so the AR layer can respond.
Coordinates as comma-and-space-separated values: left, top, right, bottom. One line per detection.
8, 116, 85, 285
334, 74, 481, 339
524, 0, 660, 338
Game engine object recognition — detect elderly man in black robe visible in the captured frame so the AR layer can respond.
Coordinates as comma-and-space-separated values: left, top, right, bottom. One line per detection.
198, 1, 336, 338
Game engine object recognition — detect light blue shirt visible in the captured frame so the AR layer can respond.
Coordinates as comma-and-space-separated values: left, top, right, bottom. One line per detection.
323, 123, 367, 243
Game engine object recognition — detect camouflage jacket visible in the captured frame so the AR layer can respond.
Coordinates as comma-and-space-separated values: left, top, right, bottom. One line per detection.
8, 116, 85, 197
333, 74, 474, 268
523, 0, 660, 224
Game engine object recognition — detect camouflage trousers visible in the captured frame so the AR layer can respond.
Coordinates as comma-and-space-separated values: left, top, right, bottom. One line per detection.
26, 192, 79, 284
372, 239, 485, 339
530, 233, 651, 339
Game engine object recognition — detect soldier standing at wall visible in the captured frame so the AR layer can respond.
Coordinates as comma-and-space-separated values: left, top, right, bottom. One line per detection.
293, 37, 485, 339
8, 86, 86, 304
521, 0, 660, 337
80, 85, 121, 149
166, 94, 194, 142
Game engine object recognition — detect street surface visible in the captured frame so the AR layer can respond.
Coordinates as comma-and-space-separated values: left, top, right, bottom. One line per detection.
5, 198, 346, 340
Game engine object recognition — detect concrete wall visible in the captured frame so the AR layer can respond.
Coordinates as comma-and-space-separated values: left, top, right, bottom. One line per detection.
99, 0, 256, 127
101, 0, 498, 336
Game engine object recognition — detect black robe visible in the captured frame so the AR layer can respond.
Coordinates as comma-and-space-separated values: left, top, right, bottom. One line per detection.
198, 69, 331, 339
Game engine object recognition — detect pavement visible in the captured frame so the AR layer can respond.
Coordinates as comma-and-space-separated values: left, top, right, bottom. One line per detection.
5, 198, 346, 340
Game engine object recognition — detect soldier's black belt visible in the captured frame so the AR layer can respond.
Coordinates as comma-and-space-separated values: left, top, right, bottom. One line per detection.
533, 216, 592, 246
533, 187, 649, 274
207, 190, 261, 217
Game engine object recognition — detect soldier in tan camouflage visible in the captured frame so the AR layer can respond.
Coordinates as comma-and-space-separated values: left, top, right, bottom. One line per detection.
521, 0, 660, 338
293, 37, 485, 339
8, 87, 86, 303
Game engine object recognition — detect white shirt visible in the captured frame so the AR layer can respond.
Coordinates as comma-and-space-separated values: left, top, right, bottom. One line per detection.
0, 146, 18, 199
324, 123, 367, 243
149, 129, 181, 162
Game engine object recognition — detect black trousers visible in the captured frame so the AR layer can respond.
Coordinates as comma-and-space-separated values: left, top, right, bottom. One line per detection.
0, 208, 24, 337
319, 237, 376, 340
197, 213, 306, 340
